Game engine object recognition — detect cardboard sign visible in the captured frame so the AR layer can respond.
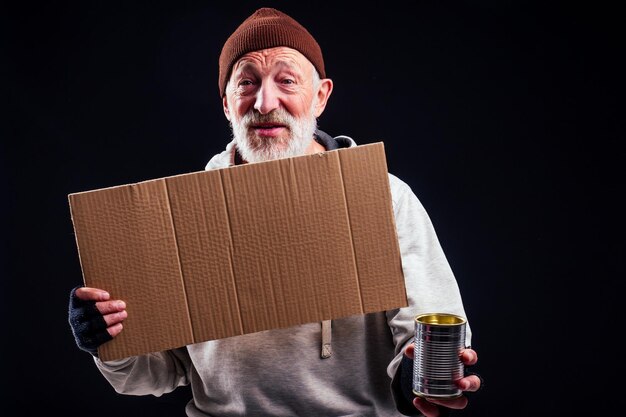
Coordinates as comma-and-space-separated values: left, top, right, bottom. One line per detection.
68, 142, 407, 361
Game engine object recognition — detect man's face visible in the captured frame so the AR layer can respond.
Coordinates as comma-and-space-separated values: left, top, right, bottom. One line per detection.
223, 47, 331, 163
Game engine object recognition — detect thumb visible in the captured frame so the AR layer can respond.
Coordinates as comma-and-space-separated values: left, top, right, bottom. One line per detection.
404, 342, 415, 360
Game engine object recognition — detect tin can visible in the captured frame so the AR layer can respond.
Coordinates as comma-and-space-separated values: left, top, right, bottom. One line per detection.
412, 313, 466, 399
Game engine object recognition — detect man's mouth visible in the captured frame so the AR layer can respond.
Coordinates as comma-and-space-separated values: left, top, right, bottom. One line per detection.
251, 122, 287, 136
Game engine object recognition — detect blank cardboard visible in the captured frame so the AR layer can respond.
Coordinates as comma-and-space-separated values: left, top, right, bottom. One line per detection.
68, 142, 407, 361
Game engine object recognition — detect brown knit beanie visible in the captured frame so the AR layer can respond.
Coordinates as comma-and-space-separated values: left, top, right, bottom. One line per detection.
218, 7, 325, 97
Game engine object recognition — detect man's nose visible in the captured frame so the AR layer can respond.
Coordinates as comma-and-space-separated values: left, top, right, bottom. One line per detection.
254, 82, 280, 115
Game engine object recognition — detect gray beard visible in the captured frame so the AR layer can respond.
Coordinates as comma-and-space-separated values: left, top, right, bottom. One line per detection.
231, 107, 318, 163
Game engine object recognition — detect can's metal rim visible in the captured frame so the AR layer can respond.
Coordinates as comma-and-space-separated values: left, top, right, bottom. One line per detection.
415, 312, 467, 326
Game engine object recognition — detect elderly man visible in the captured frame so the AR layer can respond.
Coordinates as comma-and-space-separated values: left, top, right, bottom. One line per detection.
69, 7, 481, 417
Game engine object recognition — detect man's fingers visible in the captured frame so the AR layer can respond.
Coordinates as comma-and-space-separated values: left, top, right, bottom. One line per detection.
460, 348, 478, 365
412, 396, 440, 417
458, 374, 481, 392
107, 322, 124, 338
426, 394, 469, 410
96, 300, 126, 315
404, 342, 415, 359
103, 310, 128, 327
75, 287, 110, 301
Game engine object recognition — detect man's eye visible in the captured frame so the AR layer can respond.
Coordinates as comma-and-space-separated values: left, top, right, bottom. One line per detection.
239, 80, 253, 86
281, 79, 295, 85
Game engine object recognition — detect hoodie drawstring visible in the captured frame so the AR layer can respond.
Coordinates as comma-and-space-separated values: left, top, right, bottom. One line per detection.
321, 320, 332, 358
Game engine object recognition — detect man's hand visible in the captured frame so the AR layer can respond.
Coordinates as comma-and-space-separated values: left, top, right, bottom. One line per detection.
68, 286, 127, 355
404, 344, 481, 417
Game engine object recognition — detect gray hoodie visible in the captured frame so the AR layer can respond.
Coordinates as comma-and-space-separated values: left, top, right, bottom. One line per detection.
94, 133, 471, 417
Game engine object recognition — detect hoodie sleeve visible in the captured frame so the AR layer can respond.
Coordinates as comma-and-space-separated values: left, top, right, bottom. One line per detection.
384, 174, 471, 408
93, 347, 192, 396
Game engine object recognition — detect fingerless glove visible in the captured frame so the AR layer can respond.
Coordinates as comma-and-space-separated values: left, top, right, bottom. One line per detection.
68, 285, 112, 356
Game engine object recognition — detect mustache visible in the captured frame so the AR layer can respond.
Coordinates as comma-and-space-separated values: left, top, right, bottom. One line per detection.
244, 109, 293, 126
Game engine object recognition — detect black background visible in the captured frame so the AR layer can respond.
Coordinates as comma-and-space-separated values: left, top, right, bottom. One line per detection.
2, 1, 622, 416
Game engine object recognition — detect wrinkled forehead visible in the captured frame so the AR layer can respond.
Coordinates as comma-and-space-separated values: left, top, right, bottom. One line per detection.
232, 46, 314, 76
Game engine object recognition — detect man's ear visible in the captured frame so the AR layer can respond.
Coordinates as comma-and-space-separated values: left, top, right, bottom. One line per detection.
222, 95, 231, 121
314, 78, 334, 118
